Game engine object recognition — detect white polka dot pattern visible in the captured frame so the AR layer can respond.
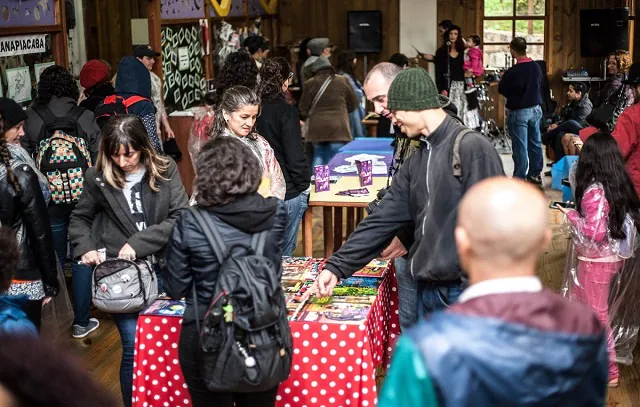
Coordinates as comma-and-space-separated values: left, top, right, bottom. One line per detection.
131, 264, 401, 406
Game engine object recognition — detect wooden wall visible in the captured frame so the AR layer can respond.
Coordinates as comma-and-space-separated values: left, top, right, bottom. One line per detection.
278, 0, 400, 81
438, 0, 631, 109
83, 0, 148, 72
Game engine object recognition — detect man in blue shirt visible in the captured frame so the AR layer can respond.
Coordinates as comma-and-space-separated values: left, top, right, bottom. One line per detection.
498, 37, 544, 184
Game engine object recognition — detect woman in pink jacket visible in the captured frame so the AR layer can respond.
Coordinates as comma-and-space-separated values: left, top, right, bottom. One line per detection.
559, 132, 640, 387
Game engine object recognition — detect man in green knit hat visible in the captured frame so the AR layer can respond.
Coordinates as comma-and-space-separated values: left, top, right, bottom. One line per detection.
315, 67, 505, 318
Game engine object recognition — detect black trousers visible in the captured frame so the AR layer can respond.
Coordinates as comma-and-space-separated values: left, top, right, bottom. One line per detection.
178, 322, 279, 407
23, 299, 43, 331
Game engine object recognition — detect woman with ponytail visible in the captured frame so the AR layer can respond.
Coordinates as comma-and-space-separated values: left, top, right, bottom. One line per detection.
256, 58, 310, 255
0, 98, 59, 331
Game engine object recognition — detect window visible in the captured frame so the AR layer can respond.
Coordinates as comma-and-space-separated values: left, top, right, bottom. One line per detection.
483, 0, 546, 70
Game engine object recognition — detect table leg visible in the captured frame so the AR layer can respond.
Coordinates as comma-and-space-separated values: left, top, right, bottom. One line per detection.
346, 207, 355, 236
323, 207, 334, 258
303, 207, 313, 257
334, 207, 343, 252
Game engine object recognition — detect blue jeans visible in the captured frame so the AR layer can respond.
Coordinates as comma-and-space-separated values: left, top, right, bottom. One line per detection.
312, 142, 345, 167
112, 313, 138, 407
508, 105, 543, 179
50, 213, 93, 327
416, 280, 464, 319
282, 191, 309, 256
394, 256, 418, 330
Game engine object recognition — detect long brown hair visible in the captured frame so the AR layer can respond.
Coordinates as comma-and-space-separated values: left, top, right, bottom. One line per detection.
0, 112, 21, 195
97, 115, 169, 192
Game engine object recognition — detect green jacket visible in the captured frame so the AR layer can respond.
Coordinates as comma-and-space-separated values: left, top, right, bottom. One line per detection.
379, 336, 439, 407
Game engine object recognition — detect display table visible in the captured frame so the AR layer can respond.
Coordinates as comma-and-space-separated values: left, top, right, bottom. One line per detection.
131, 266, 400, 407
302, 177, 387, 258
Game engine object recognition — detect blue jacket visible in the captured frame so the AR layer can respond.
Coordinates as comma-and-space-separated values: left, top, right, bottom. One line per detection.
0, 295, 38, 336
115, 56, 161, 151
380, 291, 608, 407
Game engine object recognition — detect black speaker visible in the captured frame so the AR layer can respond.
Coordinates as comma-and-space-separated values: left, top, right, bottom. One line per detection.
348, 11, 382, 53
580, 8, 629, 58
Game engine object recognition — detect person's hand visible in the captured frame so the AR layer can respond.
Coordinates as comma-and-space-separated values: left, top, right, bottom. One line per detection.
556, 204, 572, 215
165, 127, 176, 139
314, 269, 339, 298
548, 123, 558, 131
423, 53, 434, 61
300, 120, 305, 127
43, 297, 53, 306
379, 237, 408, 260
118, 243, 137, 261
81, 250, 102, 266
440, 90, 448, 97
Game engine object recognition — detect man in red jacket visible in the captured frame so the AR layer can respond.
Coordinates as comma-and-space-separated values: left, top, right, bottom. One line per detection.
612, 63, 640, 195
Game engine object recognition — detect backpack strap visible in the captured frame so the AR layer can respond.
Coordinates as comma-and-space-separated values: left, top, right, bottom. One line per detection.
123, 95, 150, 108
67, 104, 87, 122
32, 105, 58, 128
250, 231, 268, 256
452, 128, 475, 178
189, 207, 227, 264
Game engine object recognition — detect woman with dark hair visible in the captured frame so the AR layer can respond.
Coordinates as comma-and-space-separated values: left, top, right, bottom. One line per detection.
166, 136, 288, 407
559, 132, 640, 387
299, 56, 358, 166
0, 100, 59, 332
189, 51, 260, 168
435, 26, 480, 128
68, 115, 189, 406
296, 37, 313, 89
256, 58, 310, 256
337, 50, 366, 138
22, 65, 101, 339
209, 85, 286, 199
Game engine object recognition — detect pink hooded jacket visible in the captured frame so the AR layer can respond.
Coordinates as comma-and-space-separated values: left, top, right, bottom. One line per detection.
464, 47, 484, 77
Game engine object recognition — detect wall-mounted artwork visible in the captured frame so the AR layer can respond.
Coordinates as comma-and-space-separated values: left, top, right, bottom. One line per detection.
34, 61, 54, 83
6, 66, 32, 103
0, 0, 55, 27
161, 24, 205, 112
161, 0, 205, 20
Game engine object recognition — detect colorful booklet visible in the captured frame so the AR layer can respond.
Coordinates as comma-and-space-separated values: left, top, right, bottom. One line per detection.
298, 302, 371, 324
314, 165, 330, 192
337, 276, 383, 289
141, 299, 186, 317
356, 159, 373, 186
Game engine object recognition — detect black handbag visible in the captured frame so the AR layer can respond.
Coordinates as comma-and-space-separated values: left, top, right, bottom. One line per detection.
586, 85, 627, 131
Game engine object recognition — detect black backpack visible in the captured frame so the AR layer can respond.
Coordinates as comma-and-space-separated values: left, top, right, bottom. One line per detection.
94, 95, 150, 129
34, 105, 92, 205
189, 207, 292, 393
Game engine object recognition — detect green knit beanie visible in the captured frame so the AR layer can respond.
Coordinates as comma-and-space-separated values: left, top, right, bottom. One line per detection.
387, 67, 450, 111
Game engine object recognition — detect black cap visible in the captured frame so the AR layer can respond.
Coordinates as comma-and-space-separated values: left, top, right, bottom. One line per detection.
0, 97, 27, 130
623, 63, 640, 85
134, 45, 161, 58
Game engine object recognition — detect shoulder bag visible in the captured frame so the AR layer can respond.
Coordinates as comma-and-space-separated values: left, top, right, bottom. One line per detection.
302, 75, 334, 140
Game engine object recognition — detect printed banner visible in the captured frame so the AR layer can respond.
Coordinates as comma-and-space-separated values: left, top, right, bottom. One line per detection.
0, 34, 47, 58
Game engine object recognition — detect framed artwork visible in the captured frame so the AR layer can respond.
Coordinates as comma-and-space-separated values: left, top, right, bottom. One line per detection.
6, 66, 32, 103
34, 61, 54, 83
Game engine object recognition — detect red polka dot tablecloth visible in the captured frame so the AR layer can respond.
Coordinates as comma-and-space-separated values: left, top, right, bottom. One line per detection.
132, 269, 400, 407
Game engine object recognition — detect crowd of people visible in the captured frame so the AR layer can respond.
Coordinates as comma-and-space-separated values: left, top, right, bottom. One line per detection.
0, 19, 639, 407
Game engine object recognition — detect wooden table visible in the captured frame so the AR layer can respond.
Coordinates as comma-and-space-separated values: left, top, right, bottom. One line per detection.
302, 176, 388, 258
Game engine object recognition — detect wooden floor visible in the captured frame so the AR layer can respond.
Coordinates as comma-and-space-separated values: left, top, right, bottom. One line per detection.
64, 169, 640, 406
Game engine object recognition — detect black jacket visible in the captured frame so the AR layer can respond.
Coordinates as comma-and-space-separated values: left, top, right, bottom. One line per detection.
80, 82, 115, 113
435, 47, 465, 93
559, 96, 593, 126
68, 160, 189, 266
324, 115, 505, 282
165, 195, 287, 323
255, 96, 310, 200
0, 163, 58, 295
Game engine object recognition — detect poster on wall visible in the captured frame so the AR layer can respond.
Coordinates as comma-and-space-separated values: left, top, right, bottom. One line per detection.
6, 67, 32, 103
34, 61, 55, 83
0, 34, 47, 58
161, 23, 205, 112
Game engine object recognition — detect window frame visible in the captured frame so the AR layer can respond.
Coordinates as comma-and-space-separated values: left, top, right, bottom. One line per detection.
481, 0, 549, 69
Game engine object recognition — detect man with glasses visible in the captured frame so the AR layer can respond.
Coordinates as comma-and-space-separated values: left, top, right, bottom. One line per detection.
314, 67, 504, 320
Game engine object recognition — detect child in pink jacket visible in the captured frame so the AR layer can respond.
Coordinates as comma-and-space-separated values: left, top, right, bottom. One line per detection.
464, 35, 484, 93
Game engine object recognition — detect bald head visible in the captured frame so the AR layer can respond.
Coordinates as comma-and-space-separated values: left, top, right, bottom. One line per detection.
364, 62, 402, 85
456, 177, 550, 283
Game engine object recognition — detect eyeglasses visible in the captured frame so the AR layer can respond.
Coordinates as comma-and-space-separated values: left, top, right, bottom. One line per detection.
288, 72, 294, 80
